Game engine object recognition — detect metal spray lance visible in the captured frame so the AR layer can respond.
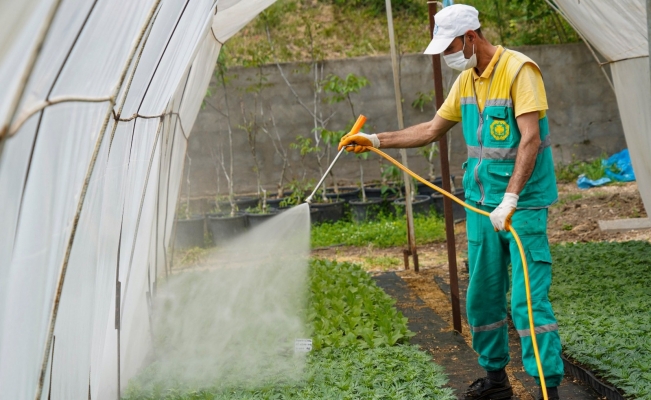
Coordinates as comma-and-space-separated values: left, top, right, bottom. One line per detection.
305, 115, 367, 204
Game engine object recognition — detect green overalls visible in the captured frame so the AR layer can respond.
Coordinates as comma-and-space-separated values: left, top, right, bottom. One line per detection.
459, 49, 564, 387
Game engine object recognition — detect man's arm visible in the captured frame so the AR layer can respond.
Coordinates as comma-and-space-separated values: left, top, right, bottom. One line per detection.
506, 111, 541, 194
378, 114, 457, 149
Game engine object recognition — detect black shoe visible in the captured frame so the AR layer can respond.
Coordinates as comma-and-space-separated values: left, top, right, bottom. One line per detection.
538, 386, 559, 400
461, 376, 513, 400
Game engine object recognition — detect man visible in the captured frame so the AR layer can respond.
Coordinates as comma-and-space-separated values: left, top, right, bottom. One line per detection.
338, 4, 563, 400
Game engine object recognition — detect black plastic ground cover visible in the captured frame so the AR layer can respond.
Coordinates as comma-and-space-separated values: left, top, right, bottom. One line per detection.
561, 356, 625, 400
372, 272, 485, 396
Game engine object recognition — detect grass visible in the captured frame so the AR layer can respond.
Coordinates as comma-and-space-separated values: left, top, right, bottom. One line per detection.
224, 0, 578, 68
311, 212, 446, 248
362, 255, 402, 270
124, 260, 453, 399
223, 0, 431, 67
550, 241, 651, 398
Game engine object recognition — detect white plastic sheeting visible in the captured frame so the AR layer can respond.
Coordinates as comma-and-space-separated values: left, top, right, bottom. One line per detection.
0, 1, 272, 399
554, 0, 651, 213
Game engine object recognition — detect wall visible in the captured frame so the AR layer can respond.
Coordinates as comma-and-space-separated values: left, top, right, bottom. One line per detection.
185, 42, 625, 200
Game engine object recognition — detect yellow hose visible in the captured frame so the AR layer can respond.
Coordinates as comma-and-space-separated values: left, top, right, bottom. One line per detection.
366, 146, 549, 400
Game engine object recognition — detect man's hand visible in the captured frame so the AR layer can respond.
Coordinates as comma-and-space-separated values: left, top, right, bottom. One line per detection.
338, 132, 380, 153
490, 193, 519, 231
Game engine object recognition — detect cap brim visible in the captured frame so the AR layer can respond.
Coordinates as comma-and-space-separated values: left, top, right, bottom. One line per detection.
423, 36, 453, 55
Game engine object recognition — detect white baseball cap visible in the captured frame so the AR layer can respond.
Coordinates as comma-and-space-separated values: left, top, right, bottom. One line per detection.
424, 4, 481, 55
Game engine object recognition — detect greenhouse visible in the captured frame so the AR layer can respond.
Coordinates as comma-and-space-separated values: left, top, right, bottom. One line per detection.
0, 0, 650, 399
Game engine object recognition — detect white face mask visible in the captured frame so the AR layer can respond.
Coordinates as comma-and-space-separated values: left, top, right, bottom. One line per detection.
443, 40, 477, 71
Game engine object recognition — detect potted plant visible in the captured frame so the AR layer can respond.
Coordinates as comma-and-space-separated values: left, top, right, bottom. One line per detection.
278, 179, 321, 224
349, 150, 384, 223
307, 186, 346, 224
393, 194, 433, 216
245, 189, 280, 228
364, 164, 404, 202
174, 199, 205, 249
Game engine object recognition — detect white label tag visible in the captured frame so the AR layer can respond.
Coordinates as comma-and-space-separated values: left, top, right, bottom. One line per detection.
294, 338, 312, 353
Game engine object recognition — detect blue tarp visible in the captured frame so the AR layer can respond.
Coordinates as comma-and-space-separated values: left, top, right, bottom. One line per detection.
577, 149, 636, 189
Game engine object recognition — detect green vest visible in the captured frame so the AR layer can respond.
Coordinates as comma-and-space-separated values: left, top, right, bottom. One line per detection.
459, 50, 558, 208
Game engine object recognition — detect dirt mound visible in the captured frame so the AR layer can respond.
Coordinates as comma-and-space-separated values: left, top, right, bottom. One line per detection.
548, 183, 649, 243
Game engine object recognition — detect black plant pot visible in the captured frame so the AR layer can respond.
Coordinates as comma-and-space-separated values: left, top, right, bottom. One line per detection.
174, 215, 205, 249
309, 200, 345, 224
217, 196, 259, 212
325, 186, 361, 202
393, 195, 433, 216
349, 198, 383, 223
207, 212, 248, 246
279, 204, 321, 225
364, 184, 402, 199
431, 189, 467, 222
265, 196, 289, 209
264, 190, 294, 208
246, 209, 279, 228
416, 176, 456, 196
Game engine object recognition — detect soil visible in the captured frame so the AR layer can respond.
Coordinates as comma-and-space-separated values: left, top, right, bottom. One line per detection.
547, 183, 648, 243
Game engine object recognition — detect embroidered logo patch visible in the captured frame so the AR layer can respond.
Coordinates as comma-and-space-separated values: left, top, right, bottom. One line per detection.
490, 120, 510, 141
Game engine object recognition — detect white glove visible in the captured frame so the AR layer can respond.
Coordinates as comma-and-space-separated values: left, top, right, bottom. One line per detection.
489, 193, 519, 231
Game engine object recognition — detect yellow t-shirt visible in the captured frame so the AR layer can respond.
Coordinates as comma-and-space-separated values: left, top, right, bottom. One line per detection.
437, 48, 548, 121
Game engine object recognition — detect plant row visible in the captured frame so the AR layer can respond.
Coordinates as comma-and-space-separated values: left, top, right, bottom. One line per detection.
550, 241, 651, 399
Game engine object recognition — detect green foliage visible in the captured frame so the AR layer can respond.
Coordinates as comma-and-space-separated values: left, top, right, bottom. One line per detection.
382, 165, 402, 183
550, 241, 651, 398
326, 0, 426, 17
225, 0, 578, 68
311, 212, 446, 248
176, 202, 191, 220
417, 143, 439, 161
555, 157, 611, 183
308, 259, 415, 350
317, 127, 346, 148
322, 73, 370, 106
290, 136, 318, 157
462, 0, 579, 46
411, 90, 435, 112
124, 345, 454, 399
279, 179, 314, 207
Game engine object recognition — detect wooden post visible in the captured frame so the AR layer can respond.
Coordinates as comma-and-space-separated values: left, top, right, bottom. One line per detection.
386, 0, 419, 271
428, 0, 462, 333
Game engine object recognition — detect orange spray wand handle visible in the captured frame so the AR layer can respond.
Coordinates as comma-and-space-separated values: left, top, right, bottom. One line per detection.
342, 114, 367, 139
